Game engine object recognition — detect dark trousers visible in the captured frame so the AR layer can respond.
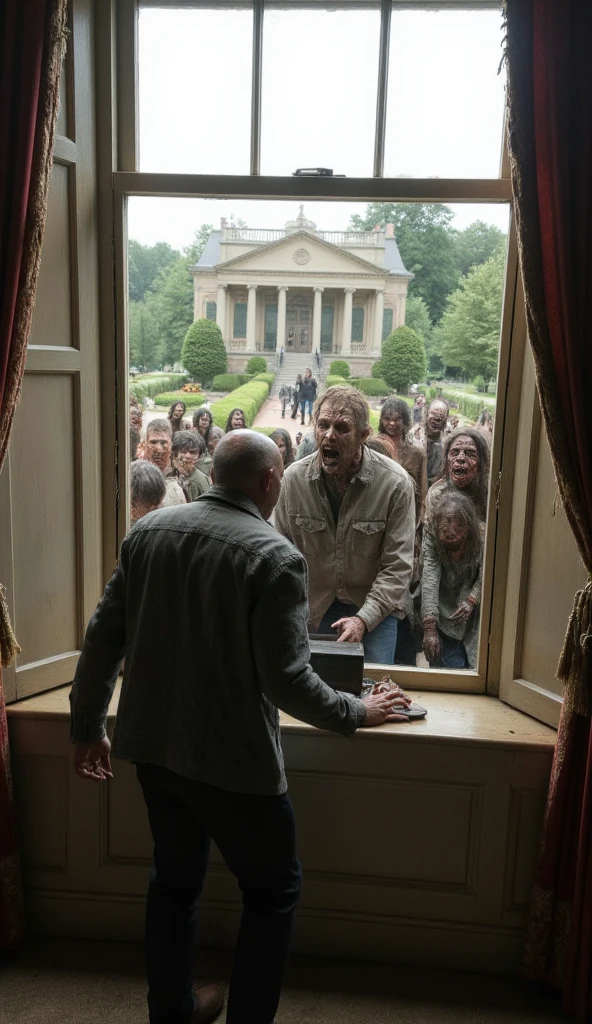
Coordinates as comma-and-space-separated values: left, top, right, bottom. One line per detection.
136, 763, 302, 1024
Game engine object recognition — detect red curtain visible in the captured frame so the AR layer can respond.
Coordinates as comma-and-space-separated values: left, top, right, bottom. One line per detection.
0, 0, 67, 949
505, 1, 592, 1020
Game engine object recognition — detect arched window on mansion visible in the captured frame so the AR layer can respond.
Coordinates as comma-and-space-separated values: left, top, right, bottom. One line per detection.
190, 206, 412, 375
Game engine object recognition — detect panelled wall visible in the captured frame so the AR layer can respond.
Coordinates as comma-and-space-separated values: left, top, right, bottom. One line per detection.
0, 0, 102, 703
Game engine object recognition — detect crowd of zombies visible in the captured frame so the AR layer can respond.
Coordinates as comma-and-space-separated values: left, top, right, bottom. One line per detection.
130, 381, 493, 671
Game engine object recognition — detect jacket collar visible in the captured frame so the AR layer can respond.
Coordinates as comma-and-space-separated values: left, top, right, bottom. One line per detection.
307, 444, 374, 485
199, 485, 267, 523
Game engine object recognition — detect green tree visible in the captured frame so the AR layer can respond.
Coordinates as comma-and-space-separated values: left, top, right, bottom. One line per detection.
181, 319, 227, 385
404, 295, 433, 348
145, 224, 214, 366
439, 249, 505, 382
453, 220, 506, 278
348, 203, 459, 323
381, 326, 426, 394
128, 240, 178, 303
128, 298, 165, 370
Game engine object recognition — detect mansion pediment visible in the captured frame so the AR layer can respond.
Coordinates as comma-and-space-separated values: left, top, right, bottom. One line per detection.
215, 230, 389, 279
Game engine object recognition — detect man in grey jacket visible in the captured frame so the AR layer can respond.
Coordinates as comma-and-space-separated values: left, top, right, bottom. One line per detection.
274, 385, 415, 665
70, 430, 406, 1024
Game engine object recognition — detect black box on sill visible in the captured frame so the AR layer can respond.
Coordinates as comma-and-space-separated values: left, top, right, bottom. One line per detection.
308, 635, 364, 696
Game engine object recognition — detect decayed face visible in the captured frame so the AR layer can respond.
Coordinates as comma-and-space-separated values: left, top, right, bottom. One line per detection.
315, 399, 365, 478
381, 410, 405, 440
173, 404, 185, 420
231, 411, 245, 429
427, 402, 448, 436
438, 515, 467, 553
198, 413, 211, 433
172, 449, 199, 477
447, 434, 479, 488
273, 436, 287, 464
146, 431, 171, 469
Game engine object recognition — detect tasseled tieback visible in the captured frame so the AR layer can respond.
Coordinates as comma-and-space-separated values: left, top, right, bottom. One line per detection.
0, 583, 21, 669
559, 575, 592, 716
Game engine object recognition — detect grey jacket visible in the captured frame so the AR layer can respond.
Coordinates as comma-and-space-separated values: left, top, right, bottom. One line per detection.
274, 448, 415, 630
70, 488, 366, 795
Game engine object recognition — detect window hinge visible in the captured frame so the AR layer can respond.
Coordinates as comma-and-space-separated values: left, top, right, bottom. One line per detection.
495, 471, 502, 509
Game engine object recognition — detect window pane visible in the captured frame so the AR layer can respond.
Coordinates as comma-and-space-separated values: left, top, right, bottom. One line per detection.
261, 8, 380, 176
138, 8, 252, 174
233, 302, 247, 339
384, 9, 506, 178
126, 196, 509, 679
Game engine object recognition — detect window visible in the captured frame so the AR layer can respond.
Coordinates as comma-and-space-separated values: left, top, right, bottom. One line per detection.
352, 307, 365, 343
206, 301, 216, 322
233, 302, 247, 339
116, 1, 526, 697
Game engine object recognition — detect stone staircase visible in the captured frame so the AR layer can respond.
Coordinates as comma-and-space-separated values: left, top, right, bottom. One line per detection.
271, 352, 325, 396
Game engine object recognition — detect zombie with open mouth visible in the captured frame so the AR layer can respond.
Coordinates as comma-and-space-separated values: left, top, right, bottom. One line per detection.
274, 385, 415, 665
425, 428, 491, 526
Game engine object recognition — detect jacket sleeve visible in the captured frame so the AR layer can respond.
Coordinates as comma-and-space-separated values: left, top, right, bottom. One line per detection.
420, 527, 442, 623
273, 476, 294, 543
356, 473, 415, 632
252, 552, 366, 735
69, 540, 130, 743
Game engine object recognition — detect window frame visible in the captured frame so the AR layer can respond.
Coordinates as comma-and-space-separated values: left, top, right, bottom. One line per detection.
111, 0, 526, 698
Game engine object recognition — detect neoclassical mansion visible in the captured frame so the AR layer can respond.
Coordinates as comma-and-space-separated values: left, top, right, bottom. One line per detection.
190, 207, 413, 374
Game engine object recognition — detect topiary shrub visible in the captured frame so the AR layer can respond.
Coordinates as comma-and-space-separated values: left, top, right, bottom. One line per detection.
381, 326, 427, 394
212, 374, 241, 392
152, 390, 208, 408
181, 319, 227, 386
329, 359, 350, 378
324, 374, 347, 389
246, 355, 268, 375
129, 373, 189, 402
210, 377, 273, 429
371, 360, 383, 379
349, 377, 391, 397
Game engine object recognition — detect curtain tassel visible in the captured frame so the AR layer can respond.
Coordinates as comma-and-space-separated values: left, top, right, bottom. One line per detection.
559, 576, 592, 716
0, 584, 21, 669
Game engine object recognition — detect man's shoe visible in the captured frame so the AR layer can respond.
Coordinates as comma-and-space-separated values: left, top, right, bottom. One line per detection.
192, 982, 224, 1023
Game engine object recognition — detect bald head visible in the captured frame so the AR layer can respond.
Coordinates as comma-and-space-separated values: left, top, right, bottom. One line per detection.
212, 429, 283, 518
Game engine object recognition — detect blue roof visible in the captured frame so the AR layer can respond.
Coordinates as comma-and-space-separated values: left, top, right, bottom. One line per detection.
384, 238, 413, 277
194, 228, 412, 277
195, 230, 221, 267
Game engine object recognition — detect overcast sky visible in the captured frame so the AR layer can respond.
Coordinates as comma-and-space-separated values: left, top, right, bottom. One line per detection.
129, 5, 508, 249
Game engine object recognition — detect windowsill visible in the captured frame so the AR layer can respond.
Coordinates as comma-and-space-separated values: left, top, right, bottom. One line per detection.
7, 680, 557, 752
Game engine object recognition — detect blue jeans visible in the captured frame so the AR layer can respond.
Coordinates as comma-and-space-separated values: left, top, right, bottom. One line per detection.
439, 631, 469, 669
316, 598, 398, 664
300, 398, 313, 420
136, 763, 301, 1024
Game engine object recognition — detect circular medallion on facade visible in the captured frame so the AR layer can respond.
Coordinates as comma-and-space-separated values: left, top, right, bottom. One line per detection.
293, 248, 311, 265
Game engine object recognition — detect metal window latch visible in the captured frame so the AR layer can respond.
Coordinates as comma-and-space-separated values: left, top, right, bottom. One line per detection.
495, 471, 502, 509
292, 167, 346, 177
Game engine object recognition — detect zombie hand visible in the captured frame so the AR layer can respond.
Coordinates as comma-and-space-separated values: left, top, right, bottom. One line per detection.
332, 615, 367, 644
422, 621, 441, 663
450, 597, 477, 623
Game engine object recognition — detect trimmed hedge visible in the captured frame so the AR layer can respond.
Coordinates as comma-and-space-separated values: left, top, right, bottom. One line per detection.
181, 319, 227, 385
209, 373, 275, 429
349, 377, 391, 396
371, 360, 383, 379
152, 391, 206, 408
246, 356, 268, 375
432, 388, 495, 421
324, 374, 347, 389
129, 373, 188, 402
329, 359, 350, 378
212, 374, 242, 392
